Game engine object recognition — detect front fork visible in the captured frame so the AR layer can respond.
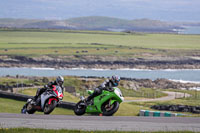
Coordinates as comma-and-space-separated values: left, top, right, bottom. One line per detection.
110, 99, 117, 106
105, 99, 113, 108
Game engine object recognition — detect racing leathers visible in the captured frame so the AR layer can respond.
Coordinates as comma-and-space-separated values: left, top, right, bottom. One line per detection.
32, 81, 64, 103
85, 79, 118, 103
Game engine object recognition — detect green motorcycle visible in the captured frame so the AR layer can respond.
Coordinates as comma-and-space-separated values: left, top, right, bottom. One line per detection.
74, 87, 124, 116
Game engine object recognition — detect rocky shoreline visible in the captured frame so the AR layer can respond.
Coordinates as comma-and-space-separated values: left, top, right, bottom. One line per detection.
120, 77, 200, 90
1, 55, 200, 91
1, 55, 200, 69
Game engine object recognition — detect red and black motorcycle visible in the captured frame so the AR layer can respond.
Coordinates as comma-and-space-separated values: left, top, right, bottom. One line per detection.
21, 85, 63, 115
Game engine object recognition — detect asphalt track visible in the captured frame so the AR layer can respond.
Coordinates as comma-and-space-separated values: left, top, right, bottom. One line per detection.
0, 113, 200, 132
125, 91, 191, 102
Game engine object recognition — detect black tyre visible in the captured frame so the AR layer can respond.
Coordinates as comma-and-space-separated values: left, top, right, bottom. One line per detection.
101, 101, 119, 116
74, 101, 86, 116
26, 103, 36, 114
44, 100, 57, 114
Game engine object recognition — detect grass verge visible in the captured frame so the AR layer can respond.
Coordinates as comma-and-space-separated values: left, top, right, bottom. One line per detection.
0, 97, 74, 115
1, 29, 200, 58
0, 128, 198, 133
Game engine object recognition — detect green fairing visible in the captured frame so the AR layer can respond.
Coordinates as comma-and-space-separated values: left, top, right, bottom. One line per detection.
85, 88, 123, 113
87, 90, 94, 95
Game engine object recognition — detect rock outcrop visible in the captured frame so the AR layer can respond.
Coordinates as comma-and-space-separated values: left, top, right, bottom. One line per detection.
1, 76, 200, 93
121, 77, 200, 90
1, 55, 200, 69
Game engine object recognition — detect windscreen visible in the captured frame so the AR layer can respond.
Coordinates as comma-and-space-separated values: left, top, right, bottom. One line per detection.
56, 86, 62, 93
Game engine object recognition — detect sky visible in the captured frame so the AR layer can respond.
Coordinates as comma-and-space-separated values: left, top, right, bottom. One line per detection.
0, 0, 200, 22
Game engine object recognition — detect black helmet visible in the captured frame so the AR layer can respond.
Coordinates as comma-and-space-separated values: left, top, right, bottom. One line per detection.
111, 75, 120, 86
56, 76, 64, 86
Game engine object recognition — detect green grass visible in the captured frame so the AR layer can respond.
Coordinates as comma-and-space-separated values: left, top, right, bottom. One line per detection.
115, 99, 200, 117
0, 97, 25, 113
0, 77, 46, 87
1, 91, 200, 116
126, 95, 200, 117
0, 97, 74, 115
120, 87, 167, 98
166, 89, 200, 100
0, 77, 33, 86
0, 128, 198, 133
1, 76, 166, 99
116, 89, 200, 116
0, 29, 200, 57
18, 88, 200, 116
0, 30, 199, 49
1, 76, 200, 116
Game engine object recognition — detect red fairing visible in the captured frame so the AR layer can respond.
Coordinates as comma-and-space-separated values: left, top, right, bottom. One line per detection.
52, 85, 58, 96
59, 93, 63, 98
52, 85, 56, 91
48, 98, 58, 104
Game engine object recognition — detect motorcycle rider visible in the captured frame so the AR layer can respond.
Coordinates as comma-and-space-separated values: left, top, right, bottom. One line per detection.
84, 75, 120, 104
31, 76, 64, 105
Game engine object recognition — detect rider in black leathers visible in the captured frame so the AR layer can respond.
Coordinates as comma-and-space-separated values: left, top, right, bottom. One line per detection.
85, 75, 120, 104
31, 76, 64, 104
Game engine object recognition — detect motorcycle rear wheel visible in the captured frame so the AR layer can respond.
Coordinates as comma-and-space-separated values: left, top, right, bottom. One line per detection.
74, 101, 86, 116
44, 100, 57, 114
101, 101, 119, 116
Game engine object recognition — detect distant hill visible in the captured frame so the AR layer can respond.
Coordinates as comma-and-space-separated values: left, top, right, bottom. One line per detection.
0, 16, 192, 33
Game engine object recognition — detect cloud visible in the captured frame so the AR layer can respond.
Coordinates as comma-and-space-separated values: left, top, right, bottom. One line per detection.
0, 0, 199, 21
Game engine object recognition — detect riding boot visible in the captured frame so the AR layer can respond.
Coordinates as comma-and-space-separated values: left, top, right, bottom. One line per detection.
31, 96, 38, 105
35, 96, 41, 106
85, 88, 102, 104
85, 94, 95, 105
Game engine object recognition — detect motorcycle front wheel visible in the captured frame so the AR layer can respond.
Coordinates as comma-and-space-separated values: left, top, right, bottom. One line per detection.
101, 101, 119, 116
74, 101, 86, 116
26, 102, 36, 114
44, 100, 57, 114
